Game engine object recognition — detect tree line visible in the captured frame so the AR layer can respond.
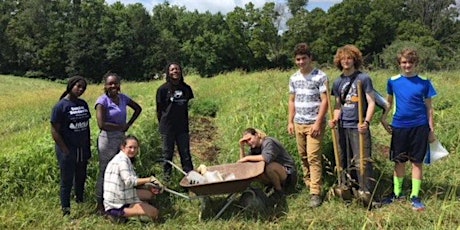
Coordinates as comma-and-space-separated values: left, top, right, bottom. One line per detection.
0, 0, 458, 82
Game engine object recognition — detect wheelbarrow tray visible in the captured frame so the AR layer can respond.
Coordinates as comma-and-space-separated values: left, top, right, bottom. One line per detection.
180, 161, 265, 196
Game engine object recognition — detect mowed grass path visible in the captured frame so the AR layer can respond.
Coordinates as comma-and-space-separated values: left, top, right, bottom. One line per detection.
0, 70, 459, 229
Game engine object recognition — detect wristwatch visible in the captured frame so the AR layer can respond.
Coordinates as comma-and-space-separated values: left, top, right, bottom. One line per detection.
365, 120, 370, 126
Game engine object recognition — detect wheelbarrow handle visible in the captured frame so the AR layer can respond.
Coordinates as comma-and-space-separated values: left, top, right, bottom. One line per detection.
157, 158, 188, 176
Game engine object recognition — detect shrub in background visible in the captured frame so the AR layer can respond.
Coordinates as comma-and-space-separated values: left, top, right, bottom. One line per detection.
190, 99, 219, 117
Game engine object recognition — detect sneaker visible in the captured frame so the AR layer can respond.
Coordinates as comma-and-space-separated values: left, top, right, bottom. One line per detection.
410, 197, 426, 211
381, 193, 406, 205
308, 194, 322, 208
62, 207, 71, 216
106, 215, 128, 224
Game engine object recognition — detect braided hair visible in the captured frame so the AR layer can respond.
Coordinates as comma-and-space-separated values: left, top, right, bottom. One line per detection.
59, 75, 86, 100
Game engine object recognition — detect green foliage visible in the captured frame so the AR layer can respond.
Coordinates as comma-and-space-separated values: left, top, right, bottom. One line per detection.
190, 99, 219, 117
1, 0, 460, 79
380, 40, 440, 71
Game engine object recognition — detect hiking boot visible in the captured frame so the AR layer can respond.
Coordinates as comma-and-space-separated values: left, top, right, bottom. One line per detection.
308, 194, 322, 208
410, 197, 425, 211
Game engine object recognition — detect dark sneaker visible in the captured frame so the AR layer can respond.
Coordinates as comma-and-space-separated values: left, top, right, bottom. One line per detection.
106, 215, 128, 224
410, 197, 425, 211
271, 189, 285, 200
62, 207, 71, 216
308, 195, 322, 208
381, 193, 406, 205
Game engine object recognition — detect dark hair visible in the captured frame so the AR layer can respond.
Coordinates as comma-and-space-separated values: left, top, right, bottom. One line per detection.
121, 134, 139, 147
102, 72, 121, 94
294, 43, 312, 58
243, 128, 267, 139
165, 62, 184, 83
103, 71, 121, 83
59, 75, 86, 100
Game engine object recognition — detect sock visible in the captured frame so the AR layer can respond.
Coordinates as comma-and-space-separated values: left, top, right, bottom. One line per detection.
410, 178, 422, 198
393, 176, 404, 196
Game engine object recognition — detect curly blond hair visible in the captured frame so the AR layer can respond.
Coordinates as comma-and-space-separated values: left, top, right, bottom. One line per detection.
333, 44, 363, 71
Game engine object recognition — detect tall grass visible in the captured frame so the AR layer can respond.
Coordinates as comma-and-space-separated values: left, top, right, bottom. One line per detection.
0, 70, 459, 229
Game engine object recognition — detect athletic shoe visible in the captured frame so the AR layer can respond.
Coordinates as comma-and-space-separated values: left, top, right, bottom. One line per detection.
62, 207, 71, 216
308, 194, 322, 208
381, 193, 406, 205
410, 197, 426, 211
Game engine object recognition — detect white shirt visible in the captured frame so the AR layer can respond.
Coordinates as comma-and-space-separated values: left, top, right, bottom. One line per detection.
103, 151, 140, 210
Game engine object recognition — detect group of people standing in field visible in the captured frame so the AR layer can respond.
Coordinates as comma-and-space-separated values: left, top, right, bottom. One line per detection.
287, 43, 436, 211
50, 62, 195, 221
50, 42, 437, 222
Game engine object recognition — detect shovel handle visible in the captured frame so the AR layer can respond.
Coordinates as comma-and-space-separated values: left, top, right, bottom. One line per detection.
326, 80, 342, 182
357, 80, 365, 179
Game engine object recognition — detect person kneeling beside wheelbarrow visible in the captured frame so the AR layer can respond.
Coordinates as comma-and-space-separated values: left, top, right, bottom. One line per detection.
238, 128, 298, 201
103, 135, 164, 223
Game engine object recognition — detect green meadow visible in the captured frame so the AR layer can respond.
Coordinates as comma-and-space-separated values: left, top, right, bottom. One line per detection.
0, 69, 459, 229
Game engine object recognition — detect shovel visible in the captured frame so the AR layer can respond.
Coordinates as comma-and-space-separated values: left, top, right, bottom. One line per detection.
356, 80, 371, 206
326, 80, 352, 200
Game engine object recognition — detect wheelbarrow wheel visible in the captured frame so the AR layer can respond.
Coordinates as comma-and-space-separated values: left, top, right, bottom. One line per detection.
199, 197, 213, 221
239, 187, 269, 215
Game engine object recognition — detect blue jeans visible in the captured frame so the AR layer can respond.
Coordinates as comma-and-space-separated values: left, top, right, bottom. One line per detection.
161, 132, 194, 177
56, 146, 89, 209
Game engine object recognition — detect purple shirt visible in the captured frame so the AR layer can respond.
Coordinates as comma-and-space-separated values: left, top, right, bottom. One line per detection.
95, 93, 131, 125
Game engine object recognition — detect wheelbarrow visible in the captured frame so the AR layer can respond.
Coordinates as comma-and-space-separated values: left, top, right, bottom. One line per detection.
159, 160, 266, 220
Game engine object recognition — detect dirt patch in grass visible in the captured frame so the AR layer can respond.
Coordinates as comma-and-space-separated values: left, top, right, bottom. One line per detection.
189, 116, 220, 164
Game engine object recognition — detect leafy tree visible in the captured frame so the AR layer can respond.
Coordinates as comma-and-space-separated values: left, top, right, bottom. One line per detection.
381, 40, 440, 71
5, 0, 71, 78
284, 8, 328, 63
287, 0, 308, 15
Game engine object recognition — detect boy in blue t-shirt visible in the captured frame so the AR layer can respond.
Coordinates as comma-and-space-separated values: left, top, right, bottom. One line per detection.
380, 48, 437, 211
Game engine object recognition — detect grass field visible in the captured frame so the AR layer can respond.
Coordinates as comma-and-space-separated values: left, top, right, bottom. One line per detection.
0, 69, 459, 229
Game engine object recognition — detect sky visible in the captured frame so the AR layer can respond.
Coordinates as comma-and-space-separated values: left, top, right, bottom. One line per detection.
105, 0, 343, 14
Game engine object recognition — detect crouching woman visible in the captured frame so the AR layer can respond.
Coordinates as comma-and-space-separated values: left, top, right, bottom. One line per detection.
238, 128, 297, 196
103, 135, 164, 222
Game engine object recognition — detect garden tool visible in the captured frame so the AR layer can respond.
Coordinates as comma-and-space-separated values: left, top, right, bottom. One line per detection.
357, 80, 371, 206
326, 80, 352, 200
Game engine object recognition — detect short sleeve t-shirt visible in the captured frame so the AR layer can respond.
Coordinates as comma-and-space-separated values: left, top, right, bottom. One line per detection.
332, 72, 374, 128
289, 69, 328, 125
156, 83, 194, 134
51, 98, 91, 147
387, 74, 437, 128
250, 137, 296, 172
95, 93, 131, 125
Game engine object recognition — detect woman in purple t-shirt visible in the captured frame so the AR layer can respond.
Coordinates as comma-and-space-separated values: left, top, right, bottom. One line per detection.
94, 72, 142, 214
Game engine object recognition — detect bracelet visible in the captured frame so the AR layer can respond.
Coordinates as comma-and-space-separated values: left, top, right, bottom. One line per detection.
365, 120, 370, 126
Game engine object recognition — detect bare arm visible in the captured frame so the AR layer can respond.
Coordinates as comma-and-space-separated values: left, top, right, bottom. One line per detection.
238, 154, 264, 163
329, 96, 341, 128
311, 92, 328, 137
123, 99, 142, 132
380, 95, 393, 134
425, 98, 436, 142
288, 94, 295, 135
